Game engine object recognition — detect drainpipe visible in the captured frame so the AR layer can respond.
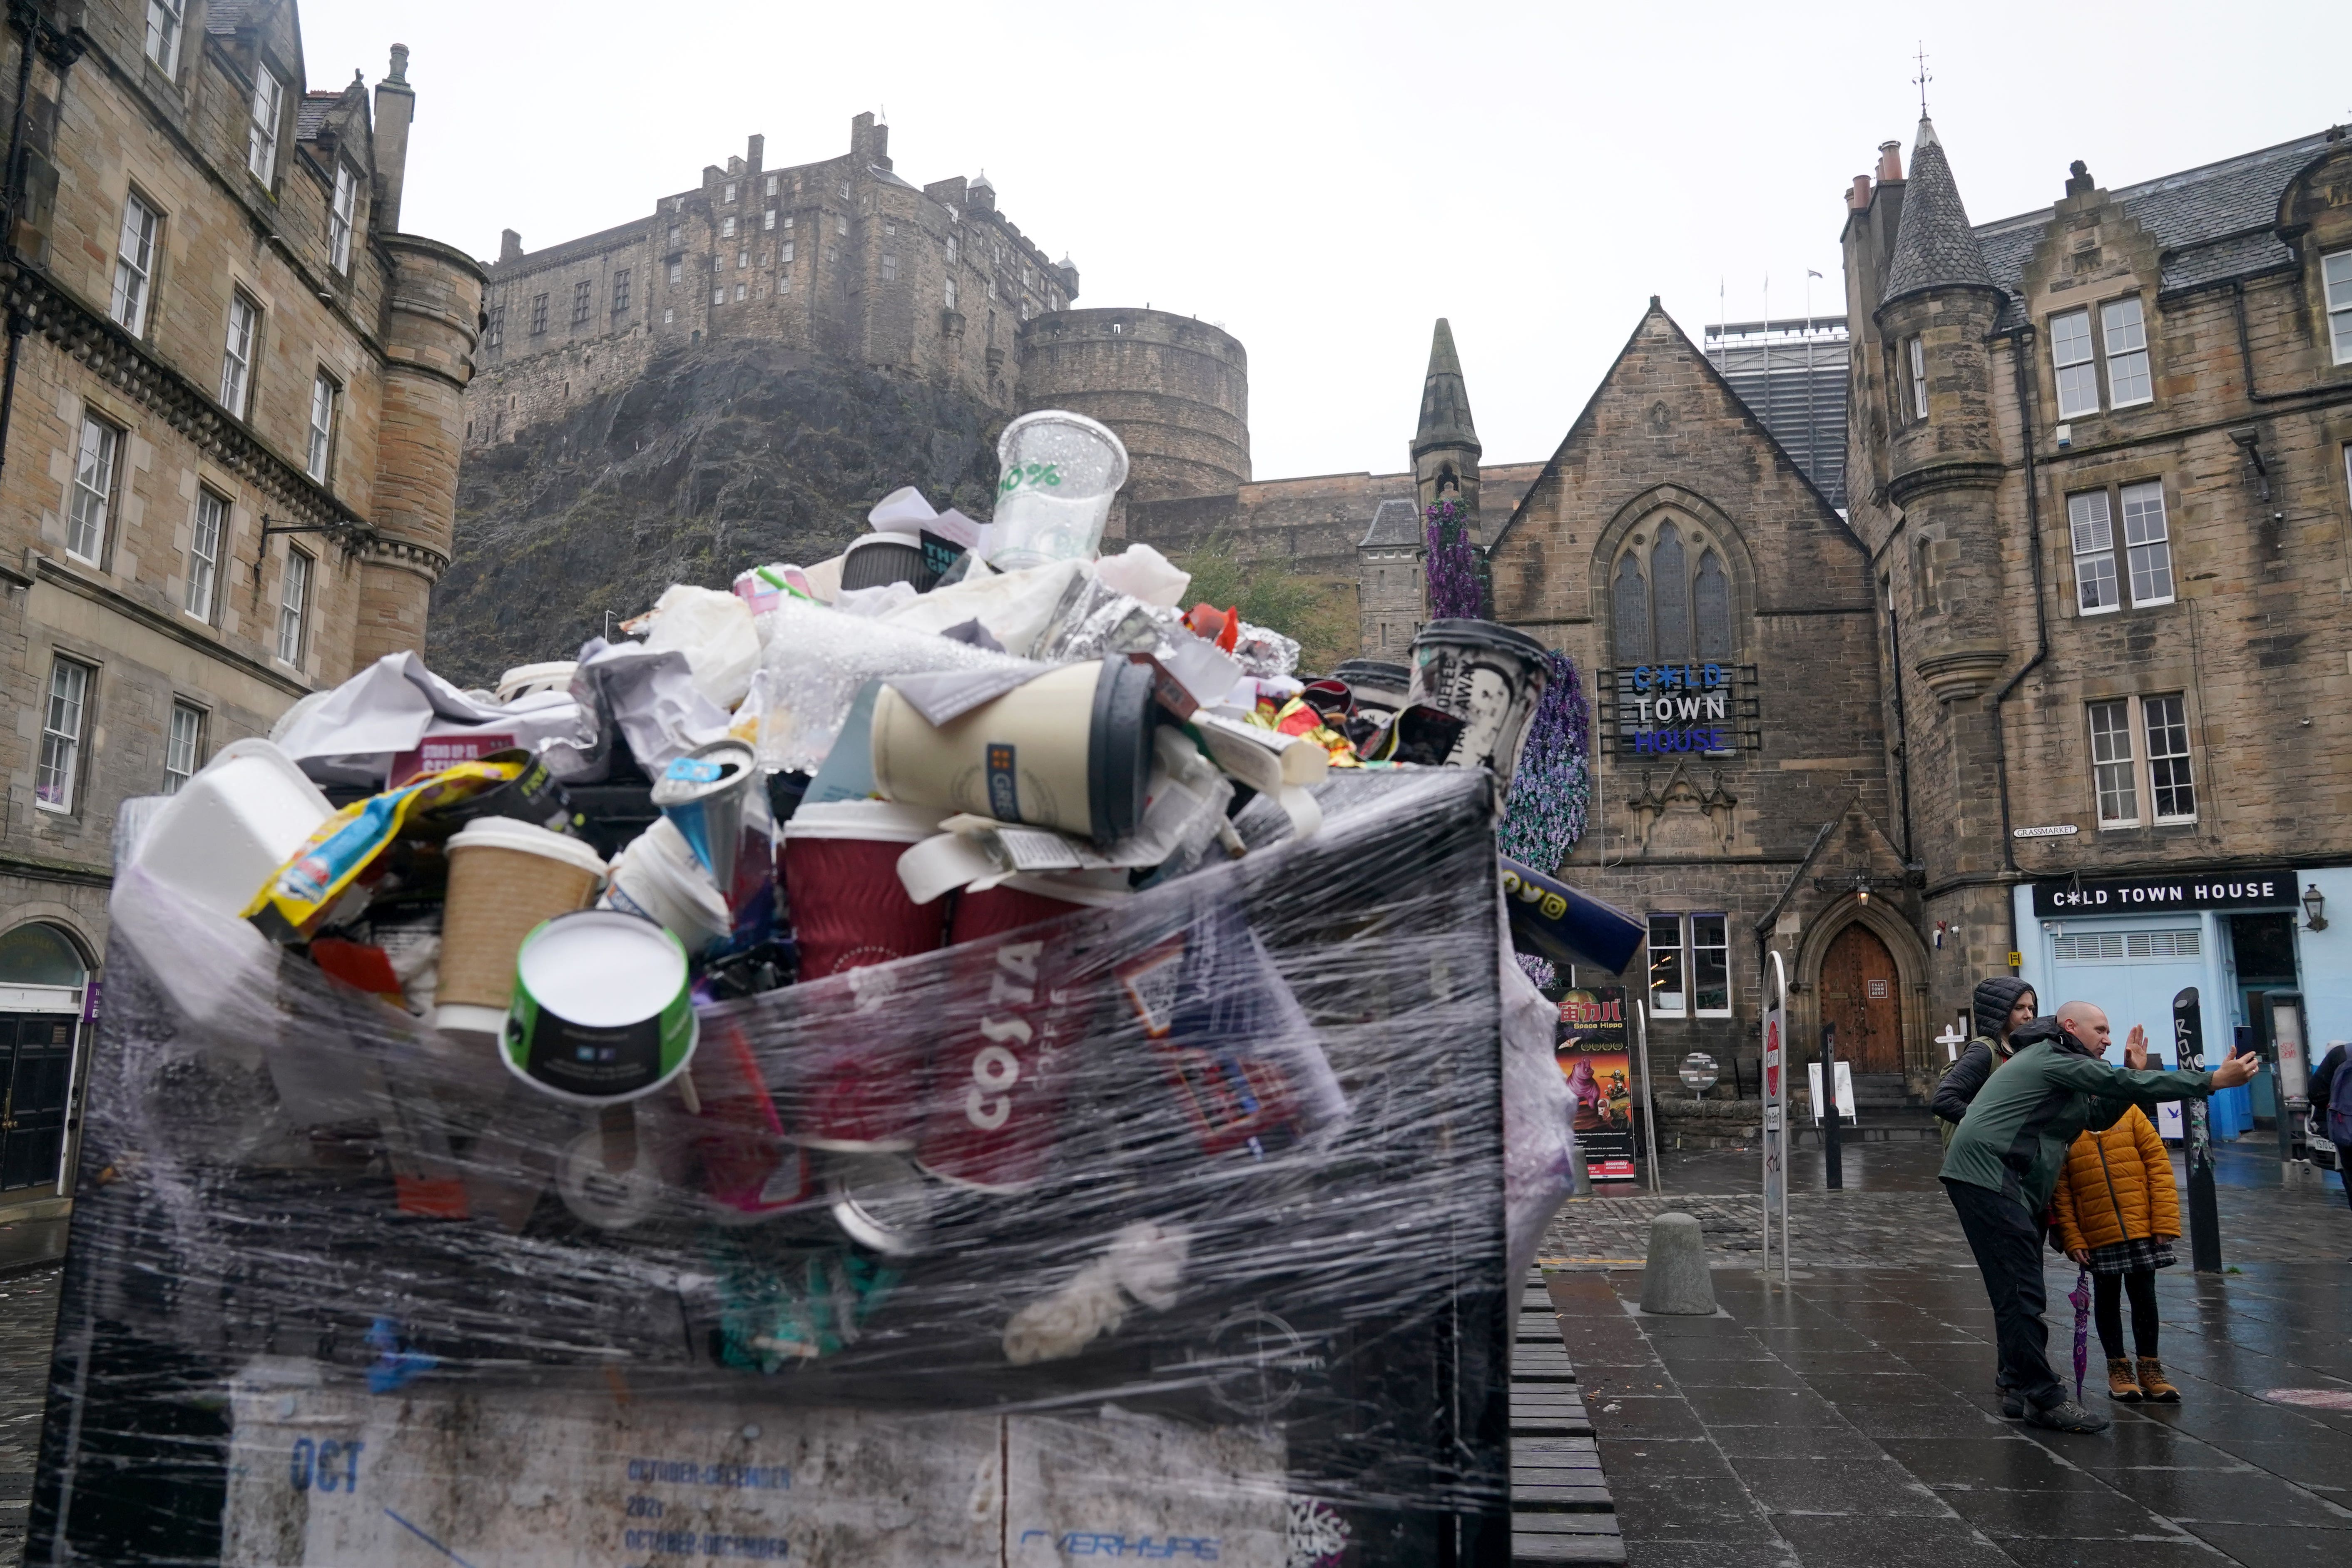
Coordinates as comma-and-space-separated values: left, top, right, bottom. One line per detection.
0, 12, 40, 478
1884, 598, 1914, 862
1987, 326, 2051, 966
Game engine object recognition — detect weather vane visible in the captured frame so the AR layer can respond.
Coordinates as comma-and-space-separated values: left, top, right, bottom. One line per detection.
1913, 43, 1932, 117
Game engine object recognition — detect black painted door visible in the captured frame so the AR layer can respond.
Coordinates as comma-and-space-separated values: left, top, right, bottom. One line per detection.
0, 1012, 76, 1191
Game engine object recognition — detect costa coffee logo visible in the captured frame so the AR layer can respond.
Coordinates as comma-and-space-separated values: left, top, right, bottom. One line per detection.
966, 938, 1044, 1130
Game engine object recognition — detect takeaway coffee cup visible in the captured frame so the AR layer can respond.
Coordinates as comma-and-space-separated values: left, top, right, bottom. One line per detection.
780, 801, 948, 1151
782, 801, 950, 977
870, 658, 1157, 846
1333, 659, 1411, 719
986, 409, 1130, 572
916, 885, 1086, 1193
435, 817, 607, 1038
500, 908, 697, 1103
1406, 619, 1552, 789
839, 533, 933, 594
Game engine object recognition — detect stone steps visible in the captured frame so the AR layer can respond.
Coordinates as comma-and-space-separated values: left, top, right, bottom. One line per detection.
1511, 1272, 1624, 1567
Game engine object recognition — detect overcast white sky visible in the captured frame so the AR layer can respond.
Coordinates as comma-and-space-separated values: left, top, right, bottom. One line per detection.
305, 1, 2344, 481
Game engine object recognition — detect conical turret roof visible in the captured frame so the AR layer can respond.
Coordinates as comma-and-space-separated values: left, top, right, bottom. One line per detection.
1882, 119, 1996, 304
1413, 318, 1481, 460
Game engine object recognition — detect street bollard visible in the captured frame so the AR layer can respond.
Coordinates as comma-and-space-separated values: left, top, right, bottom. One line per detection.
1638, 1212, 1717, 1315
2175, 988, 2222, 1272
1822, 1023, 1844, 1191
1568, 1140, 1593, 1197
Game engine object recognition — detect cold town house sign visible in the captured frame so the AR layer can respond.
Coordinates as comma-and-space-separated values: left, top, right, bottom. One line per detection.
2030, 868, 2297, 917
1601, 664, 1762, 757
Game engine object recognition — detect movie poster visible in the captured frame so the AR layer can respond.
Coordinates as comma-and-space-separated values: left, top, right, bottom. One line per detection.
1558, 985, 1639, 1181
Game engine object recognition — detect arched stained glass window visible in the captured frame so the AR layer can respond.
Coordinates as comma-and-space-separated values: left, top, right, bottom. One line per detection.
1612, 554, 1650, 664
0, 923, 85, 986
1651, 522, 1690, 661
1695, 549, 1732, 660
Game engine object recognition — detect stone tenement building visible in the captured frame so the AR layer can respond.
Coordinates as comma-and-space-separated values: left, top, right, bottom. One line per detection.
0, 0, 480, 1209
464, 114, 1252, 505
1843, 119, 2352, 1113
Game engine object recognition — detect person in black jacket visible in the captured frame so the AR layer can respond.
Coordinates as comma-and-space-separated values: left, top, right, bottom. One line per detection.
2311, 1042, 2352, 1214
1934, 977, 2040, 1131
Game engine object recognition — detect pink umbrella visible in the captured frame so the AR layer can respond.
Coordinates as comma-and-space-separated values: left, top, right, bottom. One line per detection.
2068, 1266, 2092, 1403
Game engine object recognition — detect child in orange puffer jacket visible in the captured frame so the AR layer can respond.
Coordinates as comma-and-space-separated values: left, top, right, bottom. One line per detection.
2051, 1105, 2181, 1403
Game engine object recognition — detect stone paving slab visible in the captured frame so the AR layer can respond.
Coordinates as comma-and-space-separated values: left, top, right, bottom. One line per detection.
1546, 1236, 2352, 1565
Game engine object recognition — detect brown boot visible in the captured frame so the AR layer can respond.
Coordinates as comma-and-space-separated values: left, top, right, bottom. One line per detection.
2106, 1357, 2143, 1402
2136, 1356, 2179, 1403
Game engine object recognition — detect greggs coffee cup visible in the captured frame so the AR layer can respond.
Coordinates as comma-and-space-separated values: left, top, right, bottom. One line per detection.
435, 817, 605, 1038
869, 659, 1156, 846
780, 800, 948, 1151
916, 885, 1086, 1193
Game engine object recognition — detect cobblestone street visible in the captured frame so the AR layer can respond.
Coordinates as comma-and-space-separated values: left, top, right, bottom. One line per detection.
1538, 1140, 2352, 1566
0, 1210, 65, 1568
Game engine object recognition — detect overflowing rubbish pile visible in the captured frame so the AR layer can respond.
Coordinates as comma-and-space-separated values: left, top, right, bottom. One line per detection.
35, 413, 1637, 1568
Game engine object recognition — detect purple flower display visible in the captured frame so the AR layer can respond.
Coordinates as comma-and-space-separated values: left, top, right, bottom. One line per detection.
1423, 498, 1487, 621
1499, 650, 1592, 874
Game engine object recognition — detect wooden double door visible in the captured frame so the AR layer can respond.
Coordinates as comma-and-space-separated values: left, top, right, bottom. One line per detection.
1819, 924, 1904, 1074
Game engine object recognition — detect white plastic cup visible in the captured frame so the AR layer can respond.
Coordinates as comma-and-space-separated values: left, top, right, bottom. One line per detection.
986, 410, 1129, 572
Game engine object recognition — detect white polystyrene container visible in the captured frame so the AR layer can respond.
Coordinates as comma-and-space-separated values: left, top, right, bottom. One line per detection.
133, 738, 334, 919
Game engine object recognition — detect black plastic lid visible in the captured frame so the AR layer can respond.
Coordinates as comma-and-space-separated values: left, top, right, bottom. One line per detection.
1087, 657, 1159, 846
839, 533, 931, 593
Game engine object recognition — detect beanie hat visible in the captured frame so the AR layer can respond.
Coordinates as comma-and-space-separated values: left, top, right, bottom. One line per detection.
1972, 976, 2036, 1043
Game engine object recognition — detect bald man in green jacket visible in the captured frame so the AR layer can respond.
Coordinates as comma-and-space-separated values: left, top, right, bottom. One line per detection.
1942, 1001, 2257, 1436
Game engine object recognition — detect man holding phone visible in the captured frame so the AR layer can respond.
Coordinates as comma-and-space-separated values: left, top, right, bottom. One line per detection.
1942, 1000, 2257, 1435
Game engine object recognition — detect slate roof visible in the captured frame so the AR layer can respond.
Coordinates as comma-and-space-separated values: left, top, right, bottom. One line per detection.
1971, 129, 2337, 332
204, 0, 268, 34
295, 92, 340, 142
1359, 497, 1421, 550
1883, 120, 1996, 304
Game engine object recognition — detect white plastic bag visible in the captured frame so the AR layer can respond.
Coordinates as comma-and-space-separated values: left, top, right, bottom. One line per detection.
642, 585, 761, 710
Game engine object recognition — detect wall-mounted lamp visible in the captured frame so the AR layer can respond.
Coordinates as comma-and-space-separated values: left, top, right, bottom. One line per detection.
2303, 883, 2327, 932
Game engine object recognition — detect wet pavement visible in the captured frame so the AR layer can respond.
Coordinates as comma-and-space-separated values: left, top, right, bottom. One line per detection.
1541, 1139, 2352, 1566
0, 1263, 60, 1568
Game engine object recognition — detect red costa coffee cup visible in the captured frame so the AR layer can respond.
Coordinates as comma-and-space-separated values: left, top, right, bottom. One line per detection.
916, 884, 1091, 1193
781, 800, 948, 1150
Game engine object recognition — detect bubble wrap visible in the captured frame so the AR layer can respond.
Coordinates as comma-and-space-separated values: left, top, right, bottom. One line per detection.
753, 597, 1045, 772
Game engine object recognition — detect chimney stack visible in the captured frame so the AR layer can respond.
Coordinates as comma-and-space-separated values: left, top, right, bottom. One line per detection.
371, 44, 416, 232
499, 228, 522, 263
1876, 140, 1903, 184
747, 133, 764, 169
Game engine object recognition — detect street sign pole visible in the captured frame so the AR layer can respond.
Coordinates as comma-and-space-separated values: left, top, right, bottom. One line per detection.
1635, 1000, 1662, 1195
2174, 986, 2222, 1272
1760, 951, 1789, 1282
1821, 1023, 1844, 1190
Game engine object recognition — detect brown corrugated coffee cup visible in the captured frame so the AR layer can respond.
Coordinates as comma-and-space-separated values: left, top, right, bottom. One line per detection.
435, 817, 606, 1037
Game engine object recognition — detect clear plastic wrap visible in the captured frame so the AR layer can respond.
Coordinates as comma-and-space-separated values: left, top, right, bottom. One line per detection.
30, 768, 1519, 1567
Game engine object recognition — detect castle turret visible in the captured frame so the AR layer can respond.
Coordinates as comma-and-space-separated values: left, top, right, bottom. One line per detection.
356, 227, 486, 664
1411, 319, 1482, 520
1874, 118, 2007, 703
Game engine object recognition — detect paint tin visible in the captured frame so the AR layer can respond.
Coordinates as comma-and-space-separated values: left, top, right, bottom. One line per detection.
500, 909, 698, 1104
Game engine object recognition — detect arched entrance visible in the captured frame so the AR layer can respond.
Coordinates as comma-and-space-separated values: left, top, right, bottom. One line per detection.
0, 921, 90, 1194
1820, 923, 1903, 1074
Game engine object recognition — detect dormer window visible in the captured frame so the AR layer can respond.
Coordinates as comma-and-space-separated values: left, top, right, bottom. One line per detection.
144, 0, 182, 74
2051, 296, 2152, 418
329, 164, 356, 273
2325, 250, 2352, 364
2100, 297, 2151, 406
246, 68, 282, 184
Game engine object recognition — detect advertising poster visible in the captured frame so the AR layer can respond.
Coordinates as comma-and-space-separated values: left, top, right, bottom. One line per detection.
1558, 985, 1639, 1181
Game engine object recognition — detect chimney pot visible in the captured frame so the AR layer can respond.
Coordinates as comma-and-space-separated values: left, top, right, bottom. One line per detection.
1849, 174, 1872, 209
1877, 140, 1903, 183
386, 42, 408, 85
